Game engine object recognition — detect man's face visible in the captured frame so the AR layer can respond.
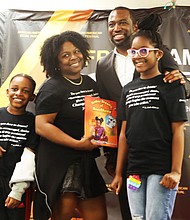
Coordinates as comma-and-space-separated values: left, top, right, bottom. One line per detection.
108, 9, 136, 49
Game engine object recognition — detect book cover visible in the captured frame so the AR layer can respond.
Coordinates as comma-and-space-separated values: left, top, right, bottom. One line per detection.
84, 96, 117, 148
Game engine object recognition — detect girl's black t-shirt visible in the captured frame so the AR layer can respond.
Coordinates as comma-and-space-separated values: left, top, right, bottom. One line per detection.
118, 74, 188, 176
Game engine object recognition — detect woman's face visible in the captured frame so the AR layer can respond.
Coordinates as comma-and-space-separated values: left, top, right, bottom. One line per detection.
57, 41, 84, 76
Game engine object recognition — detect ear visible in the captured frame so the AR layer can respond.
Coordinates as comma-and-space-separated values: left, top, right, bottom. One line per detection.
6, 89, 9, 96
156, 49, 164, 61
133, 23, 138, 33
29, 94, 36, 102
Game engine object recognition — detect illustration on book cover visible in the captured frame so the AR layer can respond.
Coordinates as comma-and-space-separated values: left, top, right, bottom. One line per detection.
84, 96, 117, 148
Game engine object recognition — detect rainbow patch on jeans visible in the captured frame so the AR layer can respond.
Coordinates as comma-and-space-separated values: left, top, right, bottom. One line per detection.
128, 175, 141, 191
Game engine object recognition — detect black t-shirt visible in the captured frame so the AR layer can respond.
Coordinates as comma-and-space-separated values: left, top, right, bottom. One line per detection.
118, 74, 188, 175
34, 74, 105, 210
35, 74, 99, 140
0, 107, 39, 178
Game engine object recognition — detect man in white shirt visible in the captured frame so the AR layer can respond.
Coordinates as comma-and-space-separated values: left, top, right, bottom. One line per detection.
96, 6, 187, 220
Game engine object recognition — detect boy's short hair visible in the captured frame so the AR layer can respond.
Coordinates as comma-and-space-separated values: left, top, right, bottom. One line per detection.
10, 74, 36, 93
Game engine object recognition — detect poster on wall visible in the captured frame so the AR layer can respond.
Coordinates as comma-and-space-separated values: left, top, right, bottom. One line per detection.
0, 6, 189, 220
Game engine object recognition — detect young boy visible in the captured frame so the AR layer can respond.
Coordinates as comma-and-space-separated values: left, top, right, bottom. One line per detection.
0, 73, 39, 219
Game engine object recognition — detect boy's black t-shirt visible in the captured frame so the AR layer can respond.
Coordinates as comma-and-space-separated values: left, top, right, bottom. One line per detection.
118, 74, 188, 176
0, 107, 39, 178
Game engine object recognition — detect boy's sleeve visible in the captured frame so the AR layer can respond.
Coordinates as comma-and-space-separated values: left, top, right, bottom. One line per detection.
9, 148, 35, 186
8, 182, 30, 201
25, 120, 40, 152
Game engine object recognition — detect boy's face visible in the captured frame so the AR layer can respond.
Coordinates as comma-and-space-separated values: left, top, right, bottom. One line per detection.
6, 76, 35, 114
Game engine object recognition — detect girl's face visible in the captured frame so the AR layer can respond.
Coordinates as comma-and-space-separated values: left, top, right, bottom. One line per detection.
58, 41, 84, 77
130, 36, 163, 79
95, 120, 101, 127
6, 76, 35, 114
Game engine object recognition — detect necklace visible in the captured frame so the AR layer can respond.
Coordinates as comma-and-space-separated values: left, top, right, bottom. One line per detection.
63, 75, 83, 85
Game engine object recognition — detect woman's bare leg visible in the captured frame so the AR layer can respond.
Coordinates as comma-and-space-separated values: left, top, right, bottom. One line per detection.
51, 192, 78, 220
78, 194, 107, 220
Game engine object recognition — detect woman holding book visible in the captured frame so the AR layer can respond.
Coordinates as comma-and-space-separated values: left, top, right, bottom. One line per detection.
34, 31, 108, 220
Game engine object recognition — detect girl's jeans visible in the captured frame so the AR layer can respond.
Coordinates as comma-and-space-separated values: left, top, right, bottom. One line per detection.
127, 174, 178, 220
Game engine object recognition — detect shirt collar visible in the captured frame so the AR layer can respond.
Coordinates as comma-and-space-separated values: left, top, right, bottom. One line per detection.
113, 47, 128, 58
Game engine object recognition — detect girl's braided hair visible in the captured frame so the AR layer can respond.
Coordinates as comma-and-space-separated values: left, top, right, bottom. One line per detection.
133, 13, 164, 49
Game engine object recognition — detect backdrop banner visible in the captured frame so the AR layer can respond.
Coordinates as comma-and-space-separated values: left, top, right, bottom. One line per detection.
0, 6, 189, 220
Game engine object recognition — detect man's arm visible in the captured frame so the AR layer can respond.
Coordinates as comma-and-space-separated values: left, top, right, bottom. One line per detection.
159, 47, 190, 98
95, 57, 119, 176
96, 60, 110, 99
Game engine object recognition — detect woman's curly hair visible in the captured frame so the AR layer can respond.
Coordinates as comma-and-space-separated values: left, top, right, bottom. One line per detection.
40, 31, 91, 78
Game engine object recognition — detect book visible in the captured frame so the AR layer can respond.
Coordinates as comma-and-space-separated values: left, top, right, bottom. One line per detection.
84, 96, 117, 148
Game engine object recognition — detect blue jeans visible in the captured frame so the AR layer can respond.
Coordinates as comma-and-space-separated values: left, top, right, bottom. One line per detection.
127, 174, 178, 220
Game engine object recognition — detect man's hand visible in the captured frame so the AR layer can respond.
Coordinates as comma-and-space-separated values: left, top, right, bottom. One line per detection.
105, 158, 116, 177
104, 152, 117, 177
5, 196, 21, 208
163, 70, 186, 84
0, 146, 6, 157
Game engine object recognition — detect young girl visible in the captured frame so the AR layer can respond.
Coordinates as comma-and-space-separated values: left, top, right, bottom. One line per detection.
110, 14, 187, 219
94, 116, 108, 142
0, 74, 39, 219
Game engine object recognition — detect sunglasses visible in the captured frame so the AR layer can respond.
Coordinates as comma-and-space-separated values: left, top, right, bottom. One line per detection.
127, 48, 159, 58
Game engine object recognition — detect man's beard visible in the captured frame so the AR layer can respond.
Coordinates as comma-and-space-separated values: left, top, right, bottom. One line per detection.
111, 34, 132, 49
